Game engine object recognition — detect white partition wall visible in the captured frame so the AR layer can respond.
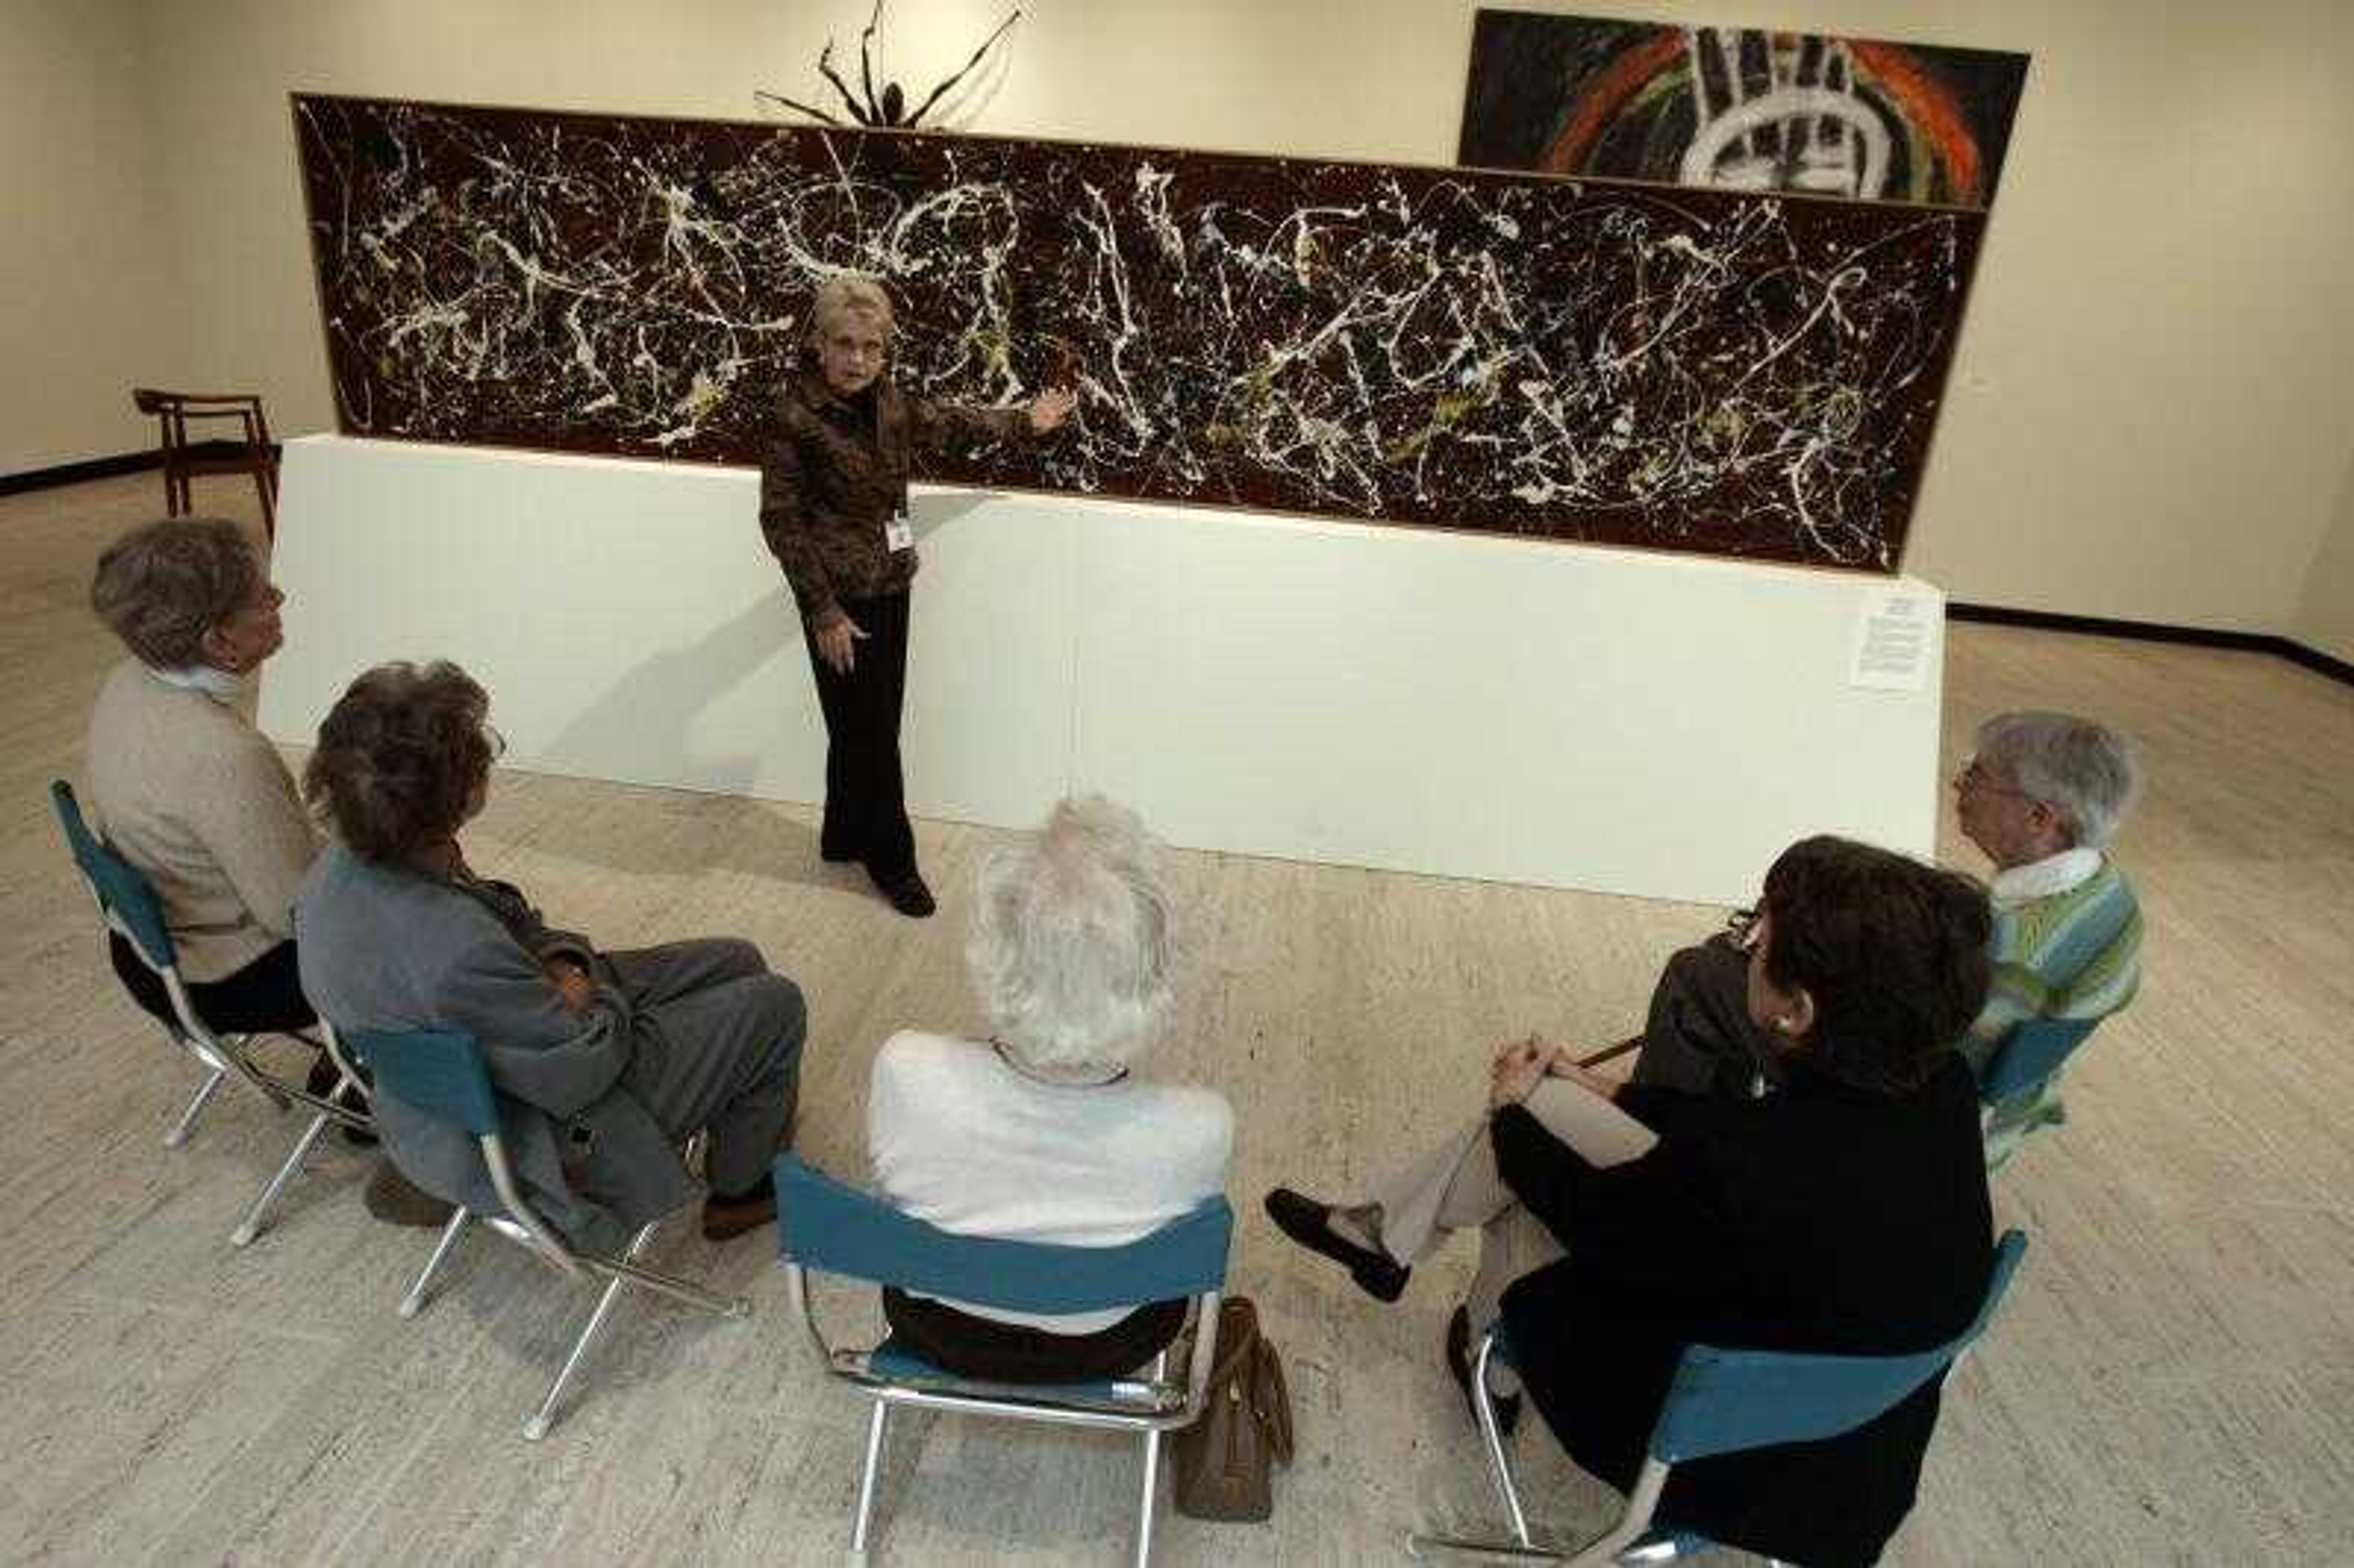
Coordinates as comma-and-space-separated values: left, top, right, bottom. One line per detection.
260, 436, 1945, 906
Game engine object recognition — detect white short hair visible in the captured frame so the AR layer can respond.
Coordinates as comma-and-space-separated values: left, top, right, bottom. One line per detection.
809, 272, 894, 343
967, 796, 1173, 1076
1975, 710, 2144, 849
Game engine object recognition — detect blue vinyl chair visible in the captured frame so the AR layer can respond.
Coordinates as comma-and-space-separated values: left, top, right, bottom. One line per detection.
774, 1155, 1233, 1566
51, 780, 371, 1245
1414, 1230, 2029, 1564
1977, 1016, 2103, 1168
346, 1026, 750, 1441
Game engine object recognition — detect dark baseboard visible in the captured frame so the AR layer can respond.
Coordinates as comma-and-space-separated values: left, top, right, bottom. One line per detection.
1948, 601, 2354, 690
1, 441, 284, 501
0, 451, 158, 497
2276, 639, 2354, 687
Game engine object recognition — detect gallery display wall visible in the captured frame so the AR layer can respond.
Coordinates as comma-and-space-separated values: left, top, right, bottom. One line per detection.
10, 0, 2354, 658
257, 435, 1946, 905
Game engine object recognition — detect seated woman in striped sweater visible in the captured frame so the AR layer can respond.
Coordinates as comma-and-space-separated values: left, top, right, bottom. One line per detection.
1624, 710, 2144, 1149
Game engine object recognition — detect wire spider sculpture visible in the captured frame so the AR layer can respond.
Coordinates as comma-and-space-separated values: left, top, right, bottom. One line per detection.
758, 1, 1022, 129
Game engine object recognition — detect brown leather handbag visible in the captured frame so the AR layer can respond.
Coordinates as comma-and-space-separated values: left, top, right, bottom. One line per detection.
1172, 1296, 1295, 1521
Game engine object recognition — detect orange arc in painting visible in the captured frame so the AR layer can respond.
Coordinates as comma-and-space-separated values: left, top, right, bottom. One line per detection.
1539, 27, 1686, 176
1846, 40, 1983, 205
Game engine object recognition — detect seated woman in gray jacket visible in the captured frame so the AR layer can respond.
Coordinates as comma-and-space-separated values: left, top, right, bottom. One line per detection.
295, 660, 808, 1248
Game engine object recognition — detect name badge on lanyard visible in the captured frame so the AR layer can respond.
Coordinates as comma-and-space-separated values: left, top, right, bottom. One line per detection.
885, 493, 913, 553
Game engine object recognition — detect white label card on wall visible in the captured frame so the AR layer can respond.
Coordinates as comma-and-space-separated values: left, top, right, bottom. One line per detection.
884, 510, 913, 552
1848, 586, 1935, 692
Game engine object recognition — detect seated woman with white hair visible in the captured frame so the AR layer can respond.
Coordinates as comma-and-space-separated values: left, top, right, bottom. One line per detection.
866, 796, 1233, 1383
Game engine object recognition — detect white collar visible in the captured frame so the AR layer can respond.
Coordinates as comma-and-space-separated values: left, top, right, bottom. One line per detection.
148, 663, 246, 701
1990, 846, 2104, 907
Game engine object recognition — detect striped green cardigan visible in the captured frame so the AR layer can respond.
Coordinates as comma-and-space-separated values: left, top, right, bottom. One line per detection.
1960, 857, 2144, 1165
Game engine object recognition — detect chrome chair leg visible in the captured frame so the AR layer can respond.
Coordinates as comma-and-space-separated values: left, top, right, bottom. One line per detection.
401, 1209, 473, 1319
1473, 1331, 1534, 1547
585, 1256, 752, 1317
525, 1270, 629, 1441
1133, 1425, 1164, 1568
1129, 1349, 1170, 1568
1406, 1534, 1563, 1562
1411, 1331, 1560, 1562
230, 1108, 332, 1247
850, 1399, 891, 1558
522, 1211, 670, 1441
164, 1066, 227, 1147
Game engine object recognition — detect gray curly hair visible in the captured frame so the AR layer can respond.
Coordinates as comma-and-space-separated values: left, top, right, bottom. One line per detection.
90, 517, 262, 669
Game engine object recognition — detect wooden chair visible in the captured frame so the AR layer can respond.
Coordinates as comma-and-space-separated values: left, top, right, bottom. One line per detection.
131, 387, 279, 538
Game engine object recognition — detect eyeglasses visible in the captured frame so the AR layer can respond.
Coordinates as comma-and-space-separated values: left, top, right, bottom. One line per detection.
1724, 904, 1762, 952
1952, 755, 2033, 801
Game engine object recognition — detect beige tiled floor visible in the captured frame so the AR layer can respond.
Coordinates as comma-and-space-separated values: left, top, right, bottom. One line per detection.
3, 473, 2351, 1563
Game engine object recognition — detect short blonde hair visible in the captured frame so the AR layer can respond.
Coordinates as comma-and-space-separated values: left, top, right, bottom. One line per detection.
809, 273, 895, 344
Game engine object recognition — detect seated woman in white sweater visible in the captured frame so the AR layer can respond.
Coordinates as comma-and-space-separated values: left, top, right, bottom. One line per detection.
867, 795, 1233, 1383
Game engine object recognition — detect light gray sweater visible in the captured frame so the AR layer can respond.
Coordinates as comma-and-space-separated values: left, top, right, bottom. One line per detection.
83, 659, 321, 981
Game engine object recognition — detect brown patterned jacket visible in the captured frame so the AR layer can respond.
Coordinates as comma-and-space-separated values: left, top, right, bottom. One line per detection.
758, 370, 1030, 628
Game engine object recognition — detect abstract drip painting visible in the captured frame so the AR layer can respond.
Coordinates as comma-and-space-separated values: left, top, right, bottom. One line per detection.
294, 94, 1986, 569
1458, 10, 2030, 210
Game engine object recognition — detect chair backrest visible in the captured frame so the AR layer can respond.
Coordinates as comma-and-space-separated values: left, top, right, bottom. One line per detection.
1648, 1229, 2028, 1465
50, 780, 177, 973
346, 1027, 501, 1138
774, 1155, 1232, 1315
1979, 1016, 2101, 1107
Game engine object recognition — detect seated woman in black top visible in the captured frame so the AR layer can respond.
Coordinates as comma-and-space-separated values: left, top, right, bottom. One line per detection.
1266, 835, 1995, 1567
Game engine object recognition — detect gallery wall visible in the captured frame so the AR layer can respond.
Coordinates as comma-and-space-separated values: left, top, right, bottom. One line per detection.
0, 0, 191, 473
2298, 466, 2354, 664
12, 0, 2354, 645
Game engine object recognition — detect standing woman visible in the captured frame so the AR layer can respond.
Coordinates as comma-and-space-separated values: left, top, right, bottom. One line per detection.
760, 274, 1075, 918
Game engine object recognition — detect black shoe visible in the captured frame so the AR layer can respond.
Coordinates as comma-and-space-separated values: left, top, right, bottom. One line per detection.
703, 1173, 779, 1241
876, 870, 935, 918
1447, 1305, 1522, 1436
1263, 1187, 1409, 1303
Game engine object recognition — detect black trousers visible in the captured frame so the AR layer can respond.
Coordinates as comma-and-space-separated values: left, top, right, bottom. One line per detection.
882, 1288, 1190, 1383
109, 934, 318, 1037
807, 589, 917, 882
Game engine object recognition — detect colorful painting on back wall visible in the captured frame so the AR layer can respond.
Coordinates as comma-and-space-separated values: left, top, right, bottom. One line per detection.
1458, 10, 2030, 210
